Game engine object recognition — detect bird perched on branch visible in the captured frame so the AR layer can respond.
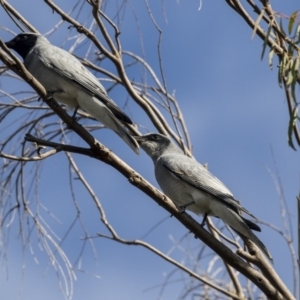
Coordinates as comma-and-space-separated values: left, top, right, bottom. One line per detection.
135, 133, 272, 261
5, 32, 139, 154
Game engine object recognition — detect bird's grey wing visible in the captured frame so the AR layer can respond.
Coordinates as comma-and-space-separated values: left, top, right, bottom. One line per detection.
162, 155, 271, 260
35, 45, 132, 124
162, 155, 258, 220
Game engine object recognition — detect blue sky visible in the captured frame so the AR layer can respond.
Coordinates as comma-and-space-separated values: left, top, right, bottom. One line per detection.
0, 0, 299, 299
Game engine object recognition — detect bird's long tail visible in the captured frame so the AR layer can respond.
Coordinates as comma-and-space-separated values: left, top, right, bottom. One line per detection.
101, 111, 139, 154
219, 207, 273, 261
113, 123, 139, 154
78, 99, 139, 154
231, 227, 273, 262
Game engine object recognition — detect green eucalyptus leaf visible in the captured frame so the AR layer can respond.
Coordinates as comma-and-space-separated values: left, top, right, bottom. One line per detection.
288, 11, 298, 35
279, 18, 287, 36
269, 48, 274, 69
261, 21, 273, 60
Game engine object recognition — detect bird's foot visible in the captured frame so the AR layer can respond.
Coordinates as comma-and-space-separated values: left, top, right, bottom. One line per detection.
200, 213, 208, 228
178, 200, 195, 213
46, 90, 59, 100
178, 206, 186, 213
71, 106, 80, 122
38, 90, 60, 102
46, 91, 55, 100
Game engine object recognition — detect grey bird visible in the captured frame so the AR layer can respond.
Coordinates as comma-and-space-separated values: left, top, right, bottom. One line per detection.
5, 32, 139, 154
135, 133, 272, 261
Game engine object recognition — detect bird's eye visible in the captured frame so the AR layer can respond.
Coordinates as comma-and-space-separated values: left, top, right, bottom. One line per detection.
152, 134, 159, 140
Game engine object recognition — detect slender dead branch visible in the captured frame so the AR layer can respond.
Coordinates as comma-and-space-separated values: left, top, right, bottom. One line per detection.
208, 218, 245, 298
98, 233, 244, 300
0, 0, 38, 33
16, 123, 292, 299
67, 151, 240, 299
25, 134, 94, 158
44, 0, 182, 144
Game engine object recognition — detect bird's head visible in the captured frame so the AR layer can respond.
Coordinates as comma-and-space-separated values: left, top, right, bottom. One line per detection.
5, 32, 44, 60
134, 133, 179, 160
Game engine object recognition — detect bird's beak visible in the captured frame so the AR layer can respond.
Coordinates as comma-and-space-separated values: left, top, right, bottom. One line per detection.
5, 39, 15, 48
133, 136, 147, 144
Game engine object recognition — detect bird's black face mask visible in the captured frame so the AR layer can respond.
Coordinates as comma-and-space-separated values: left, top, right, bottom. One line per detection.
5, 33, 39, 60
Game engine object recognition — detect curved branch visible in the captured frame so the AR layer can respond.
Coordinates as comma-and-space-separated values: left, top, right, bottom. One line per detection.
0, 0, 38, 33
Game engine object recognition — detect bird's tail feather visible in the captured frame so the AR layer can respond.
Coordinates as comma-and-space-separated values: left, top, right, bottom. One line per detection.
114, 124, 139, 154
99, 110, 139, 154
78, 100, 139, 154
241, 217, 261, 232
231, 227, 273, 262
219, 208, 273, 261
